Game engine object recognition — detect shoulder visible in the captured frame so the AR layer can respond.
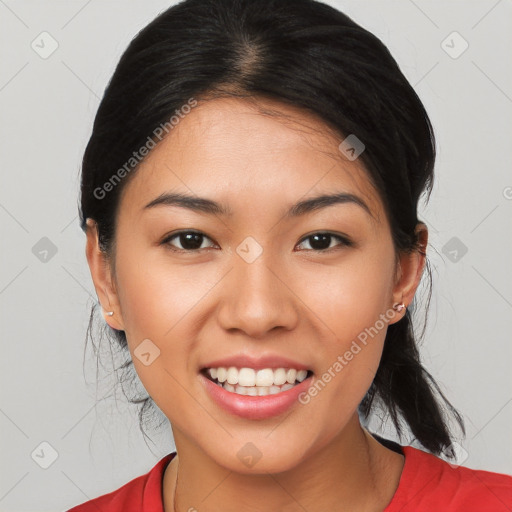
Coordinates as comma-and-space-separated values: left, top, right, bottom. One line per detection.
66, 452, 176, 512
386, 445, 512, 511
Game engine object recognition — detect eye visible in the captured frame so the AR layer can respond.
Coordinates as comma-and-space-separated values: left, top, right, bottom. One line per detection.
295, 232, 353, 252
161, 230, 217, 252
161, 230, 352, 253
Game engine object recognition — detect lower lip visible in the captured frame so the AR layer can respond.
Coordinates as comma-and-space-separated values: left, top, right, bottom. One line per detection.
199, 372, 313, 420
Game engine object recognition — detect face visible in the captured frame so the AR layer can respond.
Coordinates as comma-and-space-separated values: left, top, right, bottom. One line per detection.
86, 96, 424, 474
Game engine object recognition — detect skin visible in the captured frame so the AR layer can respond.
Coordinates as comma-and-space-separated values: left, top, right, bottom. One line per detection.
85, 96, 428, 511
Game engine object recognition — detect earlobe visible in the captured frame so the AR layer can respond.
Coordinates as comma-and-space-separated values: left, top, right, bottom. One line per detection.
85, 218, 125, 331
389, 223, 428, 322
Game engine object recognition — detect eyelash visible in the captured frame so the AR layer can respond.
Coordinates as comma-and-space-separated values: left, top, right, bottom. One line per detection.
160, 230, 353, 253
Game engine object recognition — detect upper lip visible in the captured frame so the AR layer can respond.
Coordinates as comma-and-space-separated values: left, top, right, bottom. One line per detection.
201, 353, 312, 372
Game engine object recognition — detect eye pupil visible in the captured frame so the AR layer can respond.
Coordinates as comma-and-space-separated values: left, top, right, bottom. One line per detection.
309, 233, 331, 250
180, 232, 203, 250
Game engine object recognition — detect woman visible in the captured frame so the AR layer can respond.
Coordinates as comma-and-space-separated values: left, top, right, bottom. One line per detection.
68, 0, 512, 510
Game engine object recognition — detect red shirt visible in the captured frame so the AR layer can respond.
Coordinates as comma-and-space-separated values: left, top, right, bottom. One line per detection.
67, 445, 512, 511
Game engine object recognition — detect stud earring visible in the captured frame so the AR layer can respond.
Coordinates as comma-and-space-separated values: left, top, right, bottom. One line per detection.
103, 308, 114, 316
393, 302, 406, 313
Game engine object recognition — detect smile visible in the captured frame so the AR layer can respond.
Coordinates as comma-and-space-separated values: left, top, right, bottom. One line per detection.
201, 366, 313, 396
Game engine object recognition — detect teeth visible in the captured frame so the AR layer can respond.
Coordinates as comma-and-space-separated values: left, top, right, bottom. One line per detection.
257, 386, 269, 396
286, 369, 297, 384
296, 370, 308, 382
206, 367, 310, 387
239, 367, 256, 386
217, 380, 298, 396
216, 367, 227, 383
273, 368, 287, 386
226, 367, 239, 385
256, 368, 273, 387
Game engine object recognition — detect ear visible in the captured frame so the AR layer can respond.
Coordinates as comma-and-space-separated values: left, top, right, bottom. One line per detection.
85, 218, 125, 331
388, 222, 428, 325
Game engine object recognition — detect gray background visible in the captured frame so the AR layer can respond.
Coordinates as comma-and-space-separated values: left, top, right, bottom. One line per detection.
0, 1, 511, 510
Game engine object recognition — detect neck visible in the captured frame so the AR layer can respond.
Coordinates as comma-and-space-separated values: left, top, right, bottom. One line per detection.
164, 415, 404, 512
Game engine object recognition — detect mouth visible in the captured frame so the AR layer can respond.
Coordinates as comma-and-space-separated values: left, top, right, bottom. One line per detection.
200, 367, 314, 397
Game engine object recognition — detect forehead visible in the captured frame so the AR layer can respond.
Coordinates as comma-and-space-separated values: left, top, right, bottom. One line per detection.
119, 96, 385, 227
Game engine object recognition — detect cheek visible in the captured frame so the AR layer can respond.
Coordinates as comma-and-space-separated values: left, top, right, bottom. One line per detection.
112, 243, 225, 404
302, 248, 395, 342
114, 243, 217, 342
112, 248, 207, 412
299, 248, 395, 401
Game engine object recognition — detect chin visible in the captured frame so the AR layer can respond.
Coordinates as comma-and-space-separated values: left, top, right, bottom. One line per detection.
205, 436, 310, 475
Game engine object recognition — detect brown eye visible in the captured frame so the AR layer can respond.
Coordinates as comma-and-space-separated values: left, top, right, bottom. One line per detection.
162, 231, 216, 252
296, 232, 352, 252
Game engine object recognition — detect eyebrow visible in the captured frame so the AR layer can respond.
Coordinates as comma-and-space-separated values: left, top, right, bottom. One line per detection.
143, 191, 374, 220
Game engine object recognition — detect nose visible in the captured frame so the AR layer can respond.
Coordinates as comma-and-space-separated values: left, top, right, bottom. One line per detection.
217, 252, 299, 339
